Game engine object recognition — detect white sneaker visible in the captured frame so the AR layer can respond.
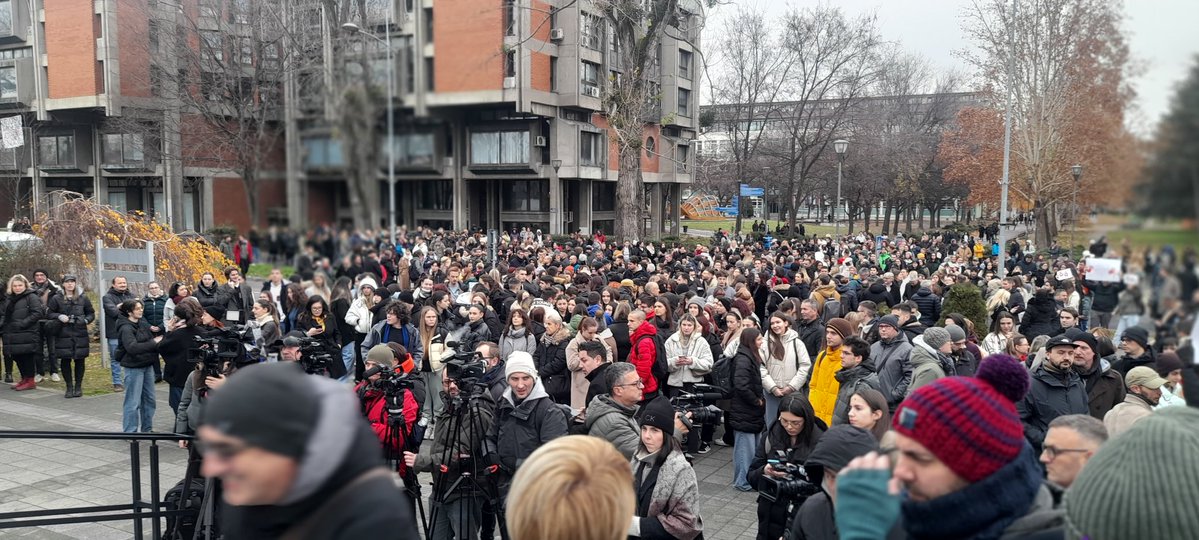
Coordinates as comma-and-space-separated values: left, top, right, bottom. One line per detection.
34, 374, 44, 383
51, 373, 61, 382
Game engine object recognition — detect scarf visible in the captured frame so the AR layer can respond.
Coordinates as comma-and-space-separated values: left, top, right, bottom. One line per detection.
901, 444, 1043, 540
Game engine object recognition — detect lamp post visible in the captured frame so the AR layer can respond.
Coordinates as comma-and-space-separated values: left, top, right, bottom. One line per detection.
1071, 164, 1082, 251
342, 17, 396, 246
833, 139, 848, 237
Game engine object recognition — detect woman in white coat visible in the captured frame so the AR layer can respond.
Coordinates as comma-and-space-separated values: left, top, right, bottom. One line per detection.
665, 314, 715, 454
760, 312, 812, 424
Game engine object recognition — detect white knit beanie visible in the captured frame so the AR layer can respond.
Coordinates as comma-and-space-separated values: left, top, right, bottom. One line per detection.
505, 351, 538, 379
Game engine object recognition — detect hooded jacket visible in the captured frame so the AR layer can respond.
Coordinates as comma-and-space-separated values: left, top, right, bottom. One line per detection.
585, 394, 641, 459
809, 346, 844, 425
664, 330, 715, 387
114, 317, 159, 369
535, 326, 572, 403
215, 368, 418, 540
194, 281, 220, 311
795, 317, 825, 359
1019, 292, 1059, 340
861, 281, 894, 308
1016, 364, 1089, 452
871, 332, 914, 409
1, 289, 44, 356
906, 335, 956, 396
832, 362, 881, 425
488, 377, 570, 480
759, 329, 812, 393
1076, 357, 1125, 420
729, 345, 766, 433
629, 321, 662, 395
911, 287, 942, 327
48, 291, 95, 360
499, 326, 538, 363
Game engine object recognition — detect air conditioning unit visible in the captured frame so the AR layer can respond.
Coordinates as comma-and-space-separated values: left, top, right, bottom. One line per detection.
549, 28, 564, 41
503, 76, 517, 89
581, 85, 600, 98
534, 136, 547, 147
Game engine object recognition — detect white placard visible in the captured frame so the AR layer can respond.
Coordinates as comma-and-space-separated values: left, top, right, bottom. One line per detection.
1085, 258, 1122, 283
1055, 269, 1074, 282
814, 252, 826, 262
1, 115, 23, 149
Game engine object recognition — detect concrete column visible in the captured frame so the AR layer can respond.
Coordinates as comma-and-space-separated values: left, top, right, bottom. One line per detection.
578, 178, 593, 235
548, 168, 562, 235
668, 184, 680, 236
163, 109, 186, 231
649, 183, 663, 240
452, 120, 467, 229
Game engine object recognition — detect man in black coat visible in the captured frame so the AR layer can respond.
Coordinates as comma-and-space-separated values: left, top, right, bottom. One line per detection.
1016, 336, 1089, 454
198, 363, 418, 540
102, 276, 136, 391
217, 267, 255, 326
796, 300, 825, 360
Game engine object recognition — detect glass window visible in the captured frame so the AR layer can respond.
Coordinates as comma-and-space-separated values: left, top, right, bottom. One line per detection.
385, 132, 435, 167
503, 0, 515, 36
675, 144, 689, 172
580, 61, 599, 86
418, 180, 452, 210
679, 49, 692, 80
239, 37, 253, 65
677, 88, 690, 117
102, 134, 123, 164
593, 182, 616, 212
0, 66, 16, 100
470, 130, 528, 165
39, 135, 75, 168
0, 0, 12, 37
232, 0, 251, 24
0, 147, 16, 169
502, 180, 549, 212
202, 31, 223, 62
303, 137, 345, 168
580, 131, 603, 166
580, 13, 603, 50
505, 50, 516, 78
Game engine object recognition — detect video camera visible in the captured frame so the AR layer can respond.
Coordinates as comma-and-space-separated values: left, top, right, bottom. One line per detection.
669, 384, 725, 429
189, 326, 257, 377
292, 336, 335, 375
759, 450, 820, 504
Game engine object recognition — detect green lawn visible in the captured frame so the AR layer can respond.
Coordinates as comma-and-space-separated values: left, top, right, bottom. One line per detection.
32, 354, 121, 396
681, 219, 838, 236
247, 262, 295, 279
1102, 228, 1199, 250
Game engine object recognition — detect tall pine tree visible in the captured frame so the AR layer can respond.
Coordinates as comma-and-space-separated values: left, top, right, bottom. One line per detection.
1143, 55, 1199, 231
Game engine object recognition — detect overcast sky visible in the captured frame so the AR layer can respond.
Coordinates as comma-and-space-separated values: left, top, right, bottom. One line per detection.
701, 0, 1199, 136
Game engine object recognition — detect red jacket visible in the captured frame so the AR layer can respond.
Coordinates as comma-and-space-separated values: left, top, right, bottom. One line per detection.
355, 382, 420, 474
628, 322, 660, 394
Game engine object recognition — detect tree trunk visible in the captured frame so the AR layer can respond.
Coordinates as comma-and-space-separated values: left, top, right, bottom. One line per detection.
242, 171, 260, 230
733, 161, 745, 236
882, 200, 893, 235
615, 144, 643, 242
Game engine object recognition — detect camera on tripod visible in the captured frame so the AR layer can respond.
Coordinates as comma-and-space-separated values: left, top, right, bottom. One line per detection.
188, 326, 256, 377
759, 450, 820, 504
669, 383, 725, 428
293, 336, 334, 375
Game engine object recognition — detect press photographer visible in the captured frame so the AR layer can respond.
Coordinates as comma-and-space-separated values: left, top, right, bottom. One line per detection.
403, 352, 496, 540
785, 425, 879, 540
748, 394, 826, 540
356, 344, 421, 471
279, 332, 342, 377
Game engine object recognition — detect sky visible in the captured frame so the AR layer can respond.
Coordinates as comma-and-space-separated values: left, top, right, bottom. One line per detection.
701, 0, 1199, 137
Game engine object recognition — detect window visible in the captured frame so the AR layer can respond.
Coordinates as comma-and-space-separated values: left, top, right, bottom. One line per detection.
675, 144, 689, 172
593, 182, 616, 212
201, 73, 222, 101
580, 60, 599, 88
39, 135, 75, 168
505, 50, 516, 78
502, 180, 549, 212
580, 13, 603, 50
424, 8, 433, 41
0, 48, 31, 60
303, 137, 345, 168
645, 136, 655, 157
550, 57, 557, 91
0, 66, 15, 100
385, 132, 436, 167
238, 38, 253, 65
0, 0, 13, 37
0, 147, 16, 170
149, 65, 164, 97
419, 180, 452, 210
231, 0, 250, 24
503, 0, 515, 36
677, 88, 690, 117
424, 57, 434, 91
199, 0, 219, 19
262, 43, 280, 69
102, 134, 144, 165
202, 31, 223, 62
470, 130, 529, 165
580, 131, 603, 166
149, 21, 160, 52
678, 49, 692, 80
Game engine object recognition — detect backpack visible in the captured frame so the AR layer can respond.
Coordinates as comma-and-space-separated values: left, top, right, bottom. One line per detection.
162, 477, 208, 540
821, 298, 843, 324
710, 354, 734, 397
636, 333, 670, 389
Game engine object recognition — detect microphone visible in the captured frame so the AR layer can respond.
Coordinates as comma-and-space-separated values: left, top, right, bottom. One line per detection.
362, 365, 386, 379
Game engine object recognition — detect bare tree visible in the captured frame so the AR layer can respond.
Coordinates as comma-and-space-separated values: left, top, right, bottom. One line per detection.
760, 5, 882, 231
706, 6, 794, 233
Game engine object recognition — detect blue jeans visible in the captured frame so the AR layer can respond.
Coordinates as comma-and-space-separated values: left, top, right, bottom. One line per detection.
733, 430, 758, 491
764, 393, 781, 426
122, 366, 156, 433
1113, 315, 1141, 343
340, 343, 355, 383
430, 497, 482, 540
169, 385, 184, 416
107, 339, 123, 385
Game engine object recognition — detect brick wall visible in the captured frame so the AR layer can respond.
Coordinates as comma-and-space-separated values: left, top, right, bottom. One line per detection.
211, 176, 287, 232
44, 1, 101, 99
433, 0, 502, 92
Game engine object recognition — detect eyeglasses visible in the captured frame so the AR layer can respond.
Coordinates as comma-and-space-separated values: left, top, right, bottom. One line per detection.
778, 418, 804, 428
1041, 445, 1089, 460
194, 440, 250, 461
615, 379, 645, 389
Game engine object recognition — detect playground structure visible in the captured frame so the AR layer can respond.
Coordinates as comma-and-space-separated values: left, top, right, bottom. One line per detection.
680, 193, 727, 220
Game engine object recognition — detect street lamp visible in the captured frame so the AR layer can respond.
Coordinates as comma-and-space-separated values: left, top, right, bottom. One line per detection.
833, 139, 848, 237
1071, 164, 1083, 250
342, 18, 397, 246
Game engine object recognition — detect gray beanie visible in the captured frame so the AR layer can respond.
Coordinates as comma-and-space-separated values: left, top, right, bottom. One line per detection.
945, 325, 967, 343
1064, 407, 1199, 539
923, 327, 951, 350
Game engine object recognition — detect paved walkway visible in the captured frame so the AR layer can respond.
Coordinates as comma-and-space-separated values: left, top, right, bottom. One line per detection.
0, 382, 762, 539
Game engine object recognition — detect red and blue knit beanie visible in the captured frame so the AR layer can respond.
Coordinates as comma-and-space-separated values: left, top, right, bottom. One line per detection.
892, 354, 1030, 483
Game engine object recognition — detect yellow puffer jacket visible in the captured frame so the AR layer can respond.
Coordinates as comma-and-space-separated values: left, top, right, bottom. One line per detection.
809, 346, 844, 425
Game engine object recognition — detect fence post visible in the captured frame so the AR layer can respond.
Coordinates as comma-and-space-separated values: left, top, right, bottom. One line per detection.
96, 239, 108, 370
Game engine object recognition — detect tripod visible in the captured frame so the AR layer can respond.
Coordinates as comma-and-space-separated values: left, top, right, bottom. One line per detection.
383, 390, 430, 537
426, 384, 506, 540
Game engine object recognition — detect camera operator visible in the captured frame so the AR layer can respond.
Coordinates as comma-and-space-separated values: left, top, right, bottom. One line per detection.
786, 425, 879, 540
403, 359, 496, 540
473, 341, 508, 402
356, 345, 421, 467
748, 394, 826, 540
157, 302, 212, 415
279, 333, 304, 363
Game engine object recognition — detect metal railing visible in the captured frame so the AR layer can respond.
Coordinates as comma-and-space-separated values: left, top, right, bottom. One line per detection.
0, 431, 193, 539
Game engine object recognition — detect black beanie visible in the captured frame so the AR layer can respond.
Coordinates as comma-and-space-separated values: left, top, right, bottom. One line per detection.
805, 425, 880, 473
1064, 328, 1098, 354
639, 396, 675, 436
201, 363, 320, 459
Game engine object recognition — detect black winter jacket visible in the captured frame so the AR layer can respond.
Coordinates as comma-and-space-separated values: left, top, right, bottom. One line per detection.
488, 381, 569, 485
142, 295, 168, 328
1, 290, 44, 356
102, 287, 135, 339
535, 328, 572, 404
1019, 293, 1059, 340
115, 317, 159, 369
872, 333, 914, 410
861, 282, 893, 308
47, 293, 94, 359
157, 325, 210, 388
749, 419, 825, 540
911, 287, 941, 327
729, 345, 766, 433
194, 282, 221, 311
795, 318, 824, 360
1084, 280, 1125, 313
1016, 365, 1089, 453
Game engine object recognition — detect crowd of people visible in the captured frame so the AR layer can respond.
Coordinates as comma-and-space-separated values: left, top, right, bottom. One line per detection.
2, 222, 1197, 539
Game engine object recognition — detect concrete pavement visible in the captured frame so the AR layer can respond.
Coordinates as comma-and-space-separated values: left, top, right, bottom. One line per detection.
0, 380, 763, 539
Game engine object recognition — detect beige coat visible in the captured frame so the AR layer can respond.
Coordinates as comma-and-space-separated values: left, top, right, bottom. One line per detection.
1103, 393, 1155, 438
